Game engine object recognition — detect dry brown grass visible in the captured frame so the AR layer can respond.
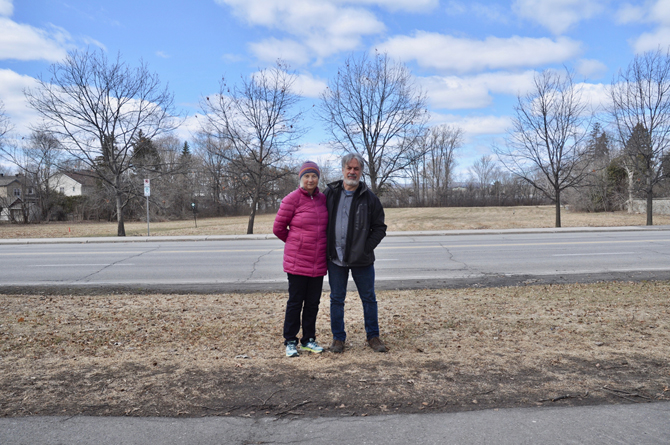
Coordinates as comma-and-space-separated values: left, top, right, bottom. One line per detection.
1, 206, 669, 239
2, 281, 668, 417
385, 206, 670, 231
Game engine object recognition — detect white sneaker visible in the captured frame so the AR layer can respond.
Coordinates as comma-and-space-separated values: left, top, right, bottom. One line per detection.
285, 340, 300, 357
300, 338, 324, 353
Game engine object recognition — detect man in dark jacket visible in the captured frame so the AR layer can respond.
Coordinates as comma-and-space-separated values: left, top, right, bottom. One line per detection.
324, 153, 387, 353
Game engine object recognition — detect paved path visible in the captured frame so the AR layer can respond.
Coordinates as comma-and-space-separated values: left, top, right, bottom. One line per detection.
1, 402, 669, 444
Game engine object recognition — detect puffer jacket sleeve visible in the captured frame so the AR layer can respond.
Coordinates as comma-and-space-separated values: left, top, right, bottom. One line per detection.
273, 191, 297, 242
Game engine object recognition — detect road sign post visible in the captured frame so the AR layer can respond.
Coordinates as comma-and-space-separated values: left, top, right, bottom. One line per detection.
144, 179, 150, 236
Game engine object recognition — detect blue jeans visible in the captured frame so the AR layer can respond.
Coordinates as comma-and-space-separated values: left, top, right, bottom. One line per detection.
328, 261, 380, 341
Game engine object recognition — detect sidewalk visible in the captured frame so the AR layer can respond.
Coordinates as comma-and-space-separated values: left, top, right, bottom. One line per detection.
1, 402, 668, 445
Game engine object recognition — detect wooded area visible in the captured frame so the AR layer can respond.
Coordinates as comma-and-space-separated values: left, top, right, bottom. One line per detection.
1, 49, 670, 233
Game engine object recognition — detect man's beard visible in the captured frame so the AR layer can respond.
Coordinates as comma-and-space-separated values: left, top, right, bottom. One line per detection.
344, 178, 360, 187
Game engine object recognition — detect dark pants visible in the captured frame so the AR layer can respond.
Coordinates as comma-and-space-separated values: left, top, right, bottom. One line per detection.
283, 273, 324, 345
328, 261, 380, 341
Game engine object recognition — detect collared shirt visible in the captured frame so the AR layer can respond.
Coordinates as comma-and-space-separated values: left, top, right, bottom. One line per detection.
333, 188, 354, 266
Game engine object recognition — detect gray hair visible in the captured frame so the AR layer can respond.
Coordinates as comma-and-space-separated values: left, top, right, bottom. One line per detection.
341, 153, 365, 172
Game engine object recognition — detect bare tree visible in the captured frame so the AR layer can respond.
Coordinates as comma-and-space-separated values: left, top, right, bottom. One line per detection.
425, 125, 461, 205
0, 127, 68, 221
469, 155, 500, 200
495, 69, 591, 227
24, 49, 179, 236
319, 52, 429, 196
609, 49, 670, 225
199, 62, 303, 234
0, 100, 11, 141
24, 128, 65, 221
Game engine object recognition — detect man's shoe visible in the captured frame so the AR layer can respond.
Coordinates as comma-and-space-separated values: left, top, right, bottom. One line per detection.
330, 339, 345, 353
285, 340, 300, 357
300, 338, 324, 353
367, 337, 388, 352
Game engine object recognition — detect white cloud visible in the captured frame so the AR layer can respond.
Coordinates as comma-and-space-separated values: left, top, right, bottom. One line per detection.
419, 71, 537, 110
616, 1, 670, 25
219, 0, 436, 19
619, 0, 670, 53
249, 38, 311, 66
295, 142, 337, 161
0, 17, 71, 62
651, 0, 670, 25
575, 81, 610, 112
446, 1, 510, 23
216, 0, 385, 63
445, 0, 467, 14
222, 53, 245, 63
292, 73, 328, 98
634, 27, 670, 52
421, 76, 494, 110
379, 32, 582, 73
332, 0, 438, 12
156, 51, 171, 59
513, 0, 605, 35
429, 112, 511, 137
0, 0, 13, 16
575, 58, 608, 79
615, 3, 646, 24
0, 69, 40, 135
174, 114, 202, 143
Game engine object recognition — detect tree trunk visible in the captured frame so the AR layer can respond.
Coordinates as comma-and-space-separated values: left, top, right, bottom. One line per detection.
247, 204, 257, 235
555, 190, 562, 228
116, 191, 126, 236
625, 165, 634, 213
247, 190, 260, 235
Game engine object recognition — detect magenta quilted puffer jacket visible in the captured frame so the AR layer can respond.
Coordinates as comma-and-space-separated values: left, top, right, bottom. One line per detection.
273, 187, 328, 277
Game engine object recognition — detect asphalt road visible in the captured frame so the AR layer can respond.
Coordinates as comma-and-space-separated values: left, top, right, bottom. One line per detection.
1, 226, 669, 293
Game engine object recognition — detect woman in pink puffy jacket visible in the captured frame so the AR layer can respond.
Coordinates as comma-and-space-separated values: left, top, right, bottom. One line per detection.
273, 161, 328, 357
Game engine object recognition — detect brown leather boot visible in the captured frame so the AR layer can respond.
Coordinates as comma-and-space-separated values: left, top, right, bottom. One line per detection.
367, 337, 388, 352
330, 339, 345, 353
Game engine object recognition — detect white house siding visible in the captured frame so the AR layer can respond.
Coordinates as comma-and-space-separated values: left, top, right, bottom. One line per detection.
50, 173, 84, 197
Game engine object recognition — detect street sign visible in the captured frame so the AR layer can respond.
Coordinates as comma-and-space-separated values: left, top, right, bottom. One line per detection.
144, 178, 150, 197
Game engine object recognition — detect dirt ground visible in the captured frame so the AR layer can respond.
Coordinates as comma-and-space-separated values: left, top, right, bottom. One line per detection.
2, 281, 668, 418
2, 205, 670, 239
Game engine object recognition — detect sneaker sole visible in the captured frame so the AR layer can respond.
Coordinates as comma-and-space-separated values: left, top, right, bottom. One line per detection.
299, 347, 323, 353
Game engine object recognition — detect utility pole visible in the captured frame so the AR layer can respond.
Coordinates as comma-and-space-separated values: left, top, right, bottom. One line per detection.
144, 179, 151, 236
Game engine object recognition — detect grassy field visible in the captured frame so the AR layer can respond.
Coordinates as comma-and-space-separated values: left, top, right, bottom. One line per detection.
1, 205, 669, 238
1, 282, 668, 417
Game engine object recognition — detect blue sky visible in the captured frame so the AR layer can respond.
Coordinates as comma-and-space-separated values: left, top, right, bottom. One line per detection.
0, 0, 668, 177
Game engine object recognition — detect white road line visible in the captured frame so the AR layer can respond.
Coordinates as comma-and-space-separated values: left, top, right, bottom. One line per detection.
29, 264, 136, 267
552, 252, 635, 257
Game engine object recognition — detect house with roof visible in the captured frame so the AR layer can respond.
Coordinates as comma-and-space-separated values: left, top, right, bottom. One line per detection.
0, 173, 38, 222
48, 170, 96, 197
